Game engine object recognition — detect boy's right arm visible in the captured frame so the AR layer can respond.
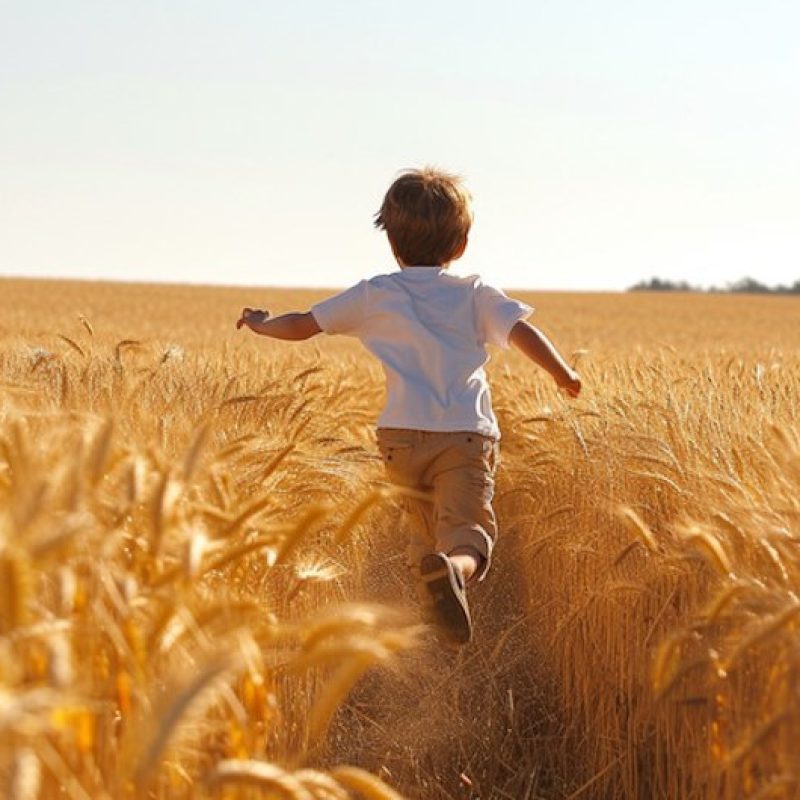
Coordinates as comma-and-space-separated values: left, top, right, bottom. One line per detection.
236, 308, 322, 341
509, 320, 582, 397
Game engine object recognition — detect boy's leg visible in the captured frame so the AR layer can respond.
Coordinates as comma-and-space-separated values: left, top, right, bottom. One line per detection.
418, 433, 499, 644
428, 433, 499, 583
376, 429, 499, 644
375, 429, 435, 579
448, 546, 483, 583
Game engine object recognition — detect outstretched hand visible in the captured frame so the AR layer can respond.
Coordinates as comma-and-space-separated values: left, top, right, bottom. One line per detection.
558, 369, 582, 399
236, 307, 271, 331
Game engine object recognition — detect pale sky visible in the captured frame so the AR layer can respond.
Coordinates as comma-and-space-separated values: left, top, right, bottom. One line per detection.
2, 1, 799, 291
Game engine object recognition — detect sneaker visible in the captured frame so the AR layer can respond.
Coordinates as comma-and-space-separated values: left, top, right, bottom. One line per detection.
420, 552, 472, 644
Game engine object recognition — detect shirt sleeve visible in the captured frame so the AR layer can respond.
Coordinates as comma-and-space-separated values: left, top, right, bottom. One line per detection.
474, 281, 534, 349
310, 280, 368, 336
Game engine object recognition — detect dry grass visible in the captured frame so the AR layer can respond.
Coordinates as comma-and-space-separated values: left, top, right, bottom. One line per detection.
1, 277, 799, 799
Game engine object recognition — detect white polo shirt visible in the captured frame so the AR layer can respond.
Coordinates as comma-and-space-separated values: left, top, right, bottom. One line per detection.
310, 267, 532, 439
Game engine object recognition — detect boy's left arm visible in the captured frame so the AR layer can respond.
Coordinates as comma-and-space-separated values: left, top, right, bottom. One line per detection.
236, 308, 321, 341
509, 320, 582, 398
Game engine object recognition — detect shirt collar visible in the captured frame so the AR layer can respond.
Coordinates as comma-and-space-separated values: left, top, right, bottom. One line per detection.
399, 266, 445, 278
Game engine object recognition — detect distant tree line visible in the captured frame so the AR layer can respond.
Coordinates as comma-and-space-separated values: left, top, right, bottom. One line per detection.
628, 277, 800, 294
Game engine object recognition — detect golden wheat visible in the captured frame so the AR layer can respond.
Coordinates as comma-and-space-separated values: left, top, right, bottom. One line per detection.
1, 278, 799, 798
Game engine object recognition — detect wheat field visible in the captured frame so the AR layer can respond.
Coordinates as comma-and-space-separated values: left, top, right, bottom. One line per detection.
0, 277, 798, 800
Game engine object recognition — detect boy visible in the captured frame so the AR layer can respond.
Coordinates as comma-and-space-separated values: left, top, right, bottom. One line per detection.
237, 168, 581, 644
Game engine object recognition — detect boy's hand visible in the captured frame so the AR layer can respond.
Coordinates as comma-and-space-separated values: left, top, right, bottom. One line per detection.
236, 308, 270, 330
557, 369, 582, 399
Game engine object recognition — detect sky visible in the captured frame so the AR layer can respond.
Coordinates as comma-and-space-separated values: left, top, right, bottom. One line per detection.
1, 1, 799, 291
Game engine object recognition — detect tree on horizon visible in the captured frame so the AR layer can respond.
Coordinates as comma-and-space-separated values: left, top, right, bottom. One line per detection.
629, 276, 800, 294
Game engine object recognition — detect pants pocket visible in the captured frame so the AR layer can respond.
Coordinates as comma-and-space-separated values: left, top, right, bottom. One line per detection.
376, 435, 414, 478
380, 442, 412, 463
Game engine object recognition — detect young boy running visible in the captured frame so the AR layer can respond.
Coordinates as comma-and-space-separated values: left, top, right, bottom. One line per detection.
237, 168, 581, 644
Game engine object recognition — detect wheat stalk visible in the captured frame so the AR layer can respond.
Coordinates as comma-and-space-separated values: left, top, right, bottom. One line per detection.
329, 766, 406, 800
132, 658, 232, 788
208, 760, 316, 799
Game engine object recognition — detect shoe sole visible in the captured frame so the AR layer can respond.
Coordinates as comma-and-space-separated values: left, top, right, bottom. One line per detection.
420, 553, 472, 644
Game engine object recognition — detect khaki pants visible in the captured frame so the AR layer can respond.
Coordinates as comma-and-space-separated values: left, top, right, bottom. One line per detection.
376, 428, 500, 582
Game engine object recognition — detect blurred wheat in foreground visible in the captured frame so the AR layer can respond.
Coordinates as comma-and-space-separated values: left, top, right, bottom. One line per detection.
1, 278, 799, 799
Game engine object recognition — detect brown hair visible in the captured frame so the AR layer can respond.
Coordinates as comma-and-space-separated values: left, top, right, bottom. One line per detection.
374, 167, 473, 266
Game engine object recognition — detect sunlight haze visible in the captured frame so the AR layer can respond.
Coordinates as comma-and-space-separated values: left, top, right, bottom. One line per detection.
2, 1, 798, 291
